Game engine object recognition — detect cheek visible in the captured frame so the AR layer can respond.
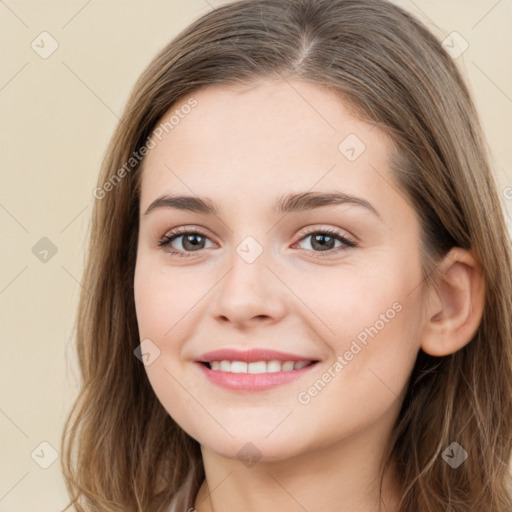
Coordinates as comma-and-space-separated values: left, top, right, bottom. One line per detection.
290, 287, 421, 450
133, 256, 204, 435
311, 251, 423, 389
300, 257, 419, 351
134, 256, 201, 340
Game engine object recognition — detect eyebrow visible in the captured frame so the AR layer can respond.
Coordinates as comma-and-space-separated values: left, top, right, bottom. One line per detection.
144, 191, 381, 219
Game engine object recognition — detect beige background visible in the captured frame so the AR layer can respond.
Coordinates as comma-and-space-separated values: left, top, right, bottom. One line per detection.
1, 1, 511, 510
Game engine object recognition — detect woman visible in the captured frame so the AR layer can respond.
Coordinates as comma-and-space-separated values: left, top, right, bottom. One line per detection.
61, 0, 512, 510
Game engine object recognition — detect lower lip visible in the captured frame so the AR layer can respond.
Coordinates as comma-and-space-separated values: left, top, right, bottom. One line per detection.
196, 362, 319, 391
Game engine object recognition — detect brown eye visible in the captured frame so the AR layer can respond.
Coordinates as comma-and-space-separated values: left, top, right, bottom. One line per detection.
295, 228, 356, 255
307, 233, 337, 251
175, 233, 206, 251
159, 228, 214, 256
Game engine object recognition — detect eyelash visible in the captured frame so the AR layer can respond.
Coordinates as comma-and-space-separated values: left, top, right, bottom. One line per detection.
158, 226, 356, 259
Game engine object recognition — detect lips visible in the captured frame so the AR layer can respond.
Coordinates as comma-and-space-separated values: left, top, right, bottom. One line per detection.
195, 348, 320, 391
197, 348, 317, 364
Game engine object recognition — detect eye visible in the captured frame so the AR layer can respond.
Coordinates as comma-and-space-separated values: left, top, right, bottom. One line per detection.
158, 226, 356, 258
158, 226, 215, 257
293, 227, 356, 258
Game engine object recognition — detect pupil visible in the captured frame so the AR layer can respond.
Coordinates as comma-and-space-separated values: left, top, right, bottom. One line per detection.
184, 234, 203, 251
313, 234, 334, 251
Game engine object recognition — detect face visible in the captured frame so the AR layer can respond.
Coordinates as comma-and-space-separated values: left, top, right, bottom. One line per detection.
134, 78, 426, 462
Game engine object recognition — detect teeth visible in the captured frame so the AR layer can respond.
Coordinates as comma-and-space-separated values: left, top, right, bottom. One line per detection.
248, 361, 267, 373
219, 360, 231, 372
230, 361, 247, 373
281, 361, 295, 371
267, 360, 282, 373
208, 360, 313, 373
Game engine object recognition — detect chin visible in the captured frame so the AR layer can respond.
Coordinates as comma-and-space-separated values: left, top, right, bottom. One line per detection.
191, 424, 317, 464
202, 438, 303, 464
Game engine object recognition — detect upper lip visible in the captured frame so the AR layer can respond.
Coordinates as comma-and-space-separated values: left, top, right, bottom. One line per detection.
196, 349, 318, 363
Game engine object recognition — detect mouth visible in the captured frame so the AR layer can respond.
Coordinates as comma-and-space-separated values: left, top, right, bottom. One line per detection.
200, 359, 316, 373
195, 349, 320, 391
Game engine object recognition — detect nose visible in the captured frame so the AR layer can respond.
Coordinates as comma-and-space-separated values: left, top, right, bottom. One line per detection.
210, 244, 287, 330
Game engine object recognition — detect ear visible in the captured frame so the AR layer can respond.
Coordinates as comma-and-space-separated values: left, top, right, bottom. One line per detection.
420, 247, 486, 357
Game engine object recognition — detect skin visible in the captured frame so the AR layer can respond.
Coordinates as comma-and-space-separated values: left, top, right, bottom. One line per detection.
133, 78, 485, 511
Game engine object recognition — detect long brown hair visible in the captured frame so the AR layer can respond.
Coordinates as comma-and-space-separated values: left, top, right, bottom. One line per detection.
60, 0, 512, 510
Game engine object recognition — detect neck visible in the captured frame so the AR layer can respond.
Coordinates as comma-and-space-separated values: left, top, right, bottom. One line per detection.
193, 420, 401, 512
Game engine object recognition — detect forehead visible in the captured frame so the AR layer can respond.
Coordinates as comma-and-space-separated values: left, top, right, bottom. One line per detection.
139, 78, 399, 216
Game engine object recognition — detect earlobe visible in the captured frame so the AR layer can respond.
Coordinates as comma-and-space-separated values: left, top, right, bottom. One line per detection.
420, 248, 486, 357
